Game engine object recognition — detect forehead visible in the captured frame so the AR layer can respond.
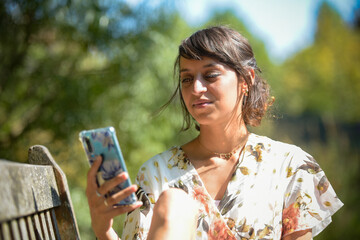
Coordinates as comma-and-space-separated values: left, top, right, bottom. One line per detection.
179, 57, 235, 74
179, 56, 224, 71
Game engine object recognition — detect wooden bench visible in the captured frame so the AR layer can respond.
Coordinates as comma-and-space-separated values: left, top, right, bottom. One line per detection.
0, 145, 80, 240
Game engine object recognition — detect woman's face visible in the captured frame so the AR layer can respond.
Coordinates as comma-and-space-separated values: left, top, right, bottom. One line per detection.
180, 56, 244, 127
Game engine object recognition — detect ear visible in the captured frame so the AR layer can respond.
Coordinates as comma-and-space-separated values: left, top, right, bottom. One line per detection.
248, 68, 255, 85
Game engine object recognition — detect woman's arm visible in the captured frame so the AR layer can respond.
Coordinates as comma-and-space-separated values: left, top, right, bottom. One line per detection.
282, 229, 312, 240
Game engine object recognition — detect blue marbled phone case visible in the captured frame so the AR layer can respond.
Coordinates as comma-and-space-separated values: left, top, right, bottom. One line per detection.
79, 126, 137, 206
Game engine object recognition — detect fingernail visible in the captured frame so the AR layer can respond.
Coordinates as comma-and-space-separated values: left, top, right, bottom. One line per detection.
121, 172, 128, 180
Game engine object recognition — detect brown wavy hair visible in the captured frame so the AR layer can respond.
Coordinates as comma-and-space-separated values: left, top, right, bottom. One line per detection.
166, 25, 272, 131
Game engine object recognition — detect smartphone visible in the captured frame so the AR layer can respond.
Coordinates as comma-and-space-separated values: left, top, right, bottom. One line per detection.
79, 126, 137, 206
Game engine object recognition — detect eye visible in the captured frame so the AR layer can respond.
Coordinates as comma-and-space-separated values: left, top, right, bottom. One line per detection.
181, 77, 192, 83
180, 76, 193, 87
204, 72, 220, 81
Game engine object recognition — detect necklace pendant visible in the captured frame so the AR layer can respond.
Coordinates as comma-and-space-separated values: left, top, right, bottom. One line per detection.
219, 153, 232, 160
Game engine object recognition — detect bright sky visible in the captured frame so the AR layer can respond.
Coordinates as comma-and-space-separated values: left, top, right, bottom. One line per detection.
176, 0, 359, 62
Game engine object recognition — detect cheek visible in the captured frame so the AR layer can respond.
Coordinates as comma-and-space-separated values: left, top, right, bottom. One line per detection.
223, 86, 241, 106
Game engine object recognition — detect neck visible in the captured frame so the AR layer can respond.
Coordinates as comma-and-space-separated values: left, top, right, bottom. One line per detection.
198, 121, 249, 155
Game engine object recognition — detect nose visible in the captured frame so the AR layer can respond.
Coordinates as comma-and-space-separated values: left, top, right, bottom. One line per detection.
193, 75, 207, 94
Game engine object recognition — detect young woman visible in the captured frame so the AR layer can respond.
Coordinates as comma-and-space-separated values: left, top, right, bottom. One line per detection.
86, 26, 343, 240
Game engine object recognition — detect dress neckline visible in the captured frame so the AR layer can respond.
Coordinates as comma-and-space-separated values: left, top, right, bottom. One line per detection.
177, 133, 252, 204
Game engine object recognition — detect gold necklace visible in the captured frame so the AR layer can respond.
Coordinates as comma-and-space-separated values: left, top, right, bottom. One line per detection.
197, 135, 248, 160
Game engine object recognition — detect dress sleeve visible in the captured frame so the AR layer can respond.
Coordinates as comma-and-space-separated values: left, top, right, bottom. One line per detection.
121, 163, 159, 240
282, 147, 343, 237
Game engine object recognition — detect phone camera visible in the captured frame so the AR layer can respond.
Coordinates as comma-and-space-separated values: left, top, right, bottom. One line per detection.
83, 137, 93, 153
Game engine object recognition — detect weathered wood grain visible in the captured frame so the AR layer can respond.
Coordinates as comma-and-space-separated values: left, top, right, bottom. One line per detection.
0, 145, 81, 239
0, 161, 60, 222
28, 145, 81, 239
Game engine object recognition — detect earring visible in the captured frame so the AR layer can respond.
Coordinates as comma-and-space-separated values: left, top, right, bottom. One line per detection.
243, 88, 249, 96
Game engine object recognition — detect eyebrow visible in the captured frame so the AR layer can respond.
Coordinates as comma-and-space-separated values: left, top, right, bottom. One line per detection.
179, 63, 219, 73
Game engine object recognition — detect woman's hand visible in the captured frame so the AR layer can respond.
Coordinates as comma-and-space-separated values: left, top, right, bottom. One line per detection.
86, 156, 143, 240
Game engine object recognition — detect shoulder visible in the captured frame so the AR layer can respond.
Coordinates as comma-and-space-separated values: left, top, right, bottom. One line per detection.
247, 133, 303, 155
247, 133, 313, 167
138, 146, 180, 171
136, 146, 187, 183
134, 147, 178, 194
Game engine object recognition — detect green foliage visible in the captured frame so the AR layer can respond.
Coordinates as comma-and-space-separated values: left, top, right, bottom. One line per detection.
0, 1, 359, 239
262, 3, 360, 239
275, 4, 360, 123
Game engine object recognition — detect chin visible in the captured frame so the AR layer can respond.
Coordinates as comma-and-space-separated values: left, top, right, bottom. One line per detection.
193, 116, 217, 126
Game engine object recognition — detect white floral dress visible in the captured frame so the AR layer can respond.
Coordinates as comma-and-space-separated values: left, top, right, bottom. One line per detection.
122, 134, 343, 240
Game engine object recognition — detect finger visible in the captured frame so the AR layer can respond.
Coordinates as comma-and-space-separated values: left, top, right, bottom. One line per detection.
86, 156, 103, 194
94, 189, 141, 217
98, 172, 128, 195
108, 201, 143, 218
105, 184, 138, 206
93, 182, 137, 209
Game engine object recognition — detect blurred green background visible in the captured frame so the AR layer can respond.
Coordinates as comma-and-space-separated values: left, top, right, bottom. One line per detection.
1, 0, 359, 239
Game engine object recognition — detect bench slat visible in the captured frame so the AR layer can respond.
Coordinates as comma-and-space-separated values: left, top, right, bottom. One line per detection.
18, 218, 29, 240
26, 216, 36, 240
1, 222, 11, 240
45, 210, 56, 239
40, 212, 50, 240
10, 220, 21, 239
0, 160, 61, 222
33, 214, 43, 239
50, 209, 61, 240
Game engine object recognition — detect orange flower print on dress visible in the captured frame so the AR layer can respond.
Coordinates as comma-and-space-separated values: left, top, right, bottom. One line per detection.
282, 202, 300, 235
193, 185, 211, 213
209, 219, 236, 240
192, 185, 236, 240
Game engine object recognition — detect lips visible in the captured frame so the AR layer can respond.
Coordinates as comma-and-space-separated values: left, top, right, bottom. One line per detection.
192, 99, 212, 107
